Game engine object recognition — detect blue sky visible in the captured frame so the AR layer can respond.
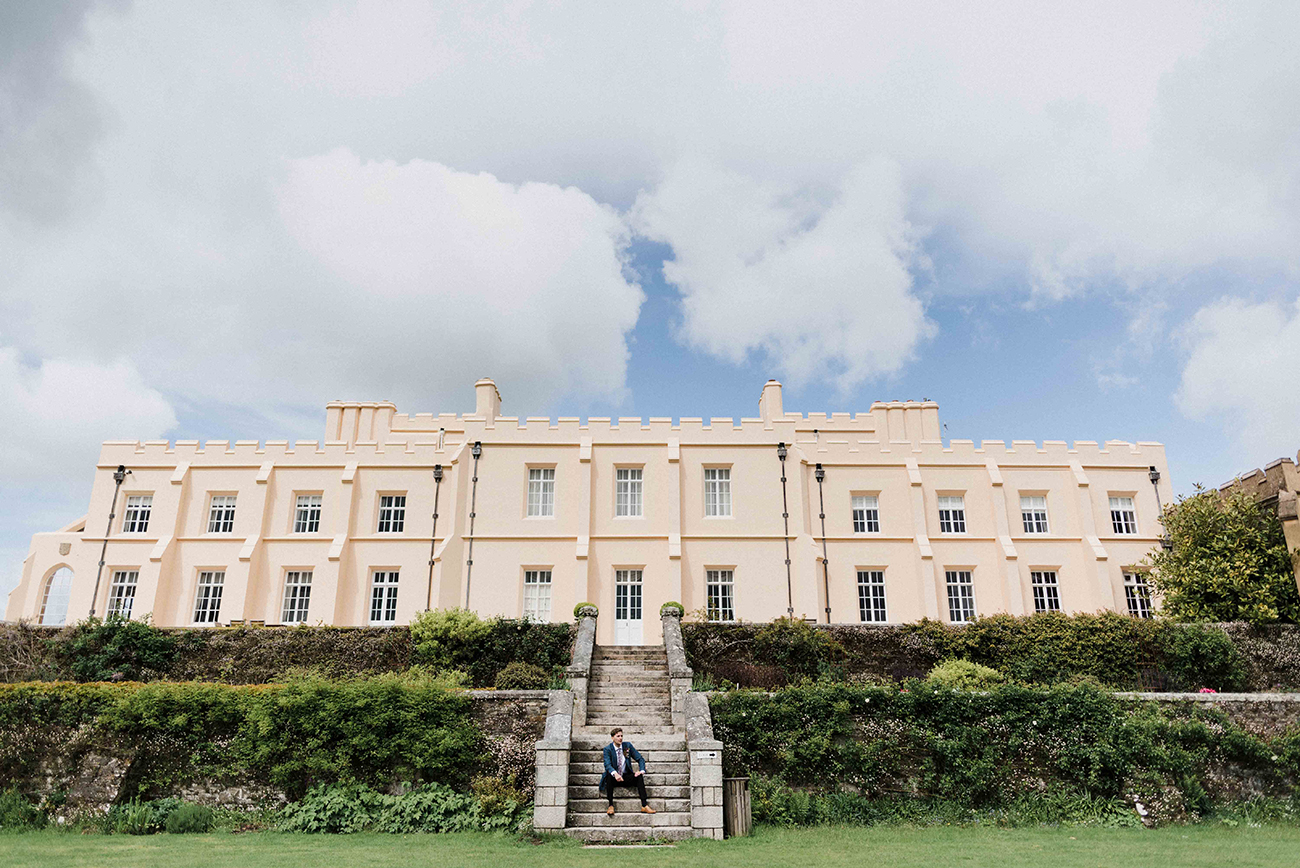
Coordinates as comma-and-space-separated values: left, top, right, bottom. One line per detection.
2, 1, 1299, 600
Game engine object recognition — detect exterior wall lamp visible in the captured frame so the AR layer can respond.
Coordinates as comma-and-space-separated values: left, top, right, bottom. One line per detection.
1149, 465, 1173, 551
465, 443, 482, 607
815, 463, 831, 623
777, 442, 793, 618
89, 464, 130, 618
426, 463, 444, 611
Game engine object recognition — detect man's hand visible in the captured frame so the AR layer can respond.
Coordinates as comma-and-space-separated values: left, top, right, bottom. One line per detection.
634, 770, 644, 777
613, 773, 623, 782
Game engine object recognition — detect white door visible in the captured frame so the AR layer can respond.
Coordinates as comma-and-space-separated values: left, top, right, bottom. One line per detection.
614, 569, 643, 645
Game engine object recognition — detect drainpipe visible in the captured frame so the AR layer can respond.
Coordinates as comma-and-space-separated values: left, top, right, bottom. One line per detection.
777, 442, 793, 618
1149, 466, 1172, 551
89, 464, 130, 618
425, 464, 443, 611
464, 442, 482, 608
815, 463, 831, 624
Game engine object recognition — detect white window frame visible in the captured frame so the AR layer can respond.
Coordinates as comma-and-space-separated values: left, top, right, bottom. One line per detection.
1124, 571, 1153, 619
1109, 496, 1138, 535
1030, 570, 1061, 613
1020, 495, 1049, 534
39, 567, 73, 626
527, 467, 555, 518
370, 570, 400, 623
615, 467, 644, 518
376, 494, 406, 533
523, 569, 553, 621
122, 495, 152, 534
293, 494, 322, 534
107, 570, 139, 619
705, 568, 735, 621
938, 495, 966, 534
207, 495, 237, 534
704, 467, 732, 517
851, 495, 880, 534
281, 570, 313, 623
945, 569, 976, 623
193, 570, 225, 624
857, 569, 887, 622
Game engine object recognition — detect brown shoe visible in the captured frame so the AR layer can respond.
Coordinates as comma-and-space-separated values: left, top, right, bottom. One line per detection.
606, 805, 615, 816
641, 805, 656, 814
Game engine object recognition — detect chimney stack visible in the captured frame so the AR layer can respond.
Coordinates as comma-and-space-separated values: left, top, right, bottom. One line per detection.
474, 378, 501, 424
759, 379, 784, 425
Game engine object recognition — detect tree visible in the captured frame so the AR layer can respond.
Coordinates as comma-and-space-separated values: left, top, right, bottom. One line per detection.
1146, 486, 1300, 624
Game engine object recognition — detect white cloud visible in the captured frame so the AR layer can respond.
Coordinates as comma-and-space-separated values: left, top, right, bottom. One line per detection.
1176, 296, 1300, 462
0, 349, 177, 487
634, 159, 932, 390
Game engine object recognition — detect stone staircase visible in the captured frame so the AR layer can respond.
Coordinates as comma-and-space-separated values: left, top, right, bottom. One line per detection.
565, 645, 694, 842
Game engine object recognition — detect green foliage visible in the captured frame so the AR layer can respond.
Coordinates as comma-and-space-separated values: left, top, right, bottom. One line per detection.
104, 798, 183, 835
0, 788, 43, 831
684, 613, 1257, 691
711, 682, 1299, 824
926, 659, 1005, 689
52, 615, 180, 682
574, 603, 597, 617
410, 609, 572, 687
0, 677, 483, 801
164, 803, 214, 833
493, 661, 550, 690
753, 618, 842, 680
278, 782, 526, 834
1147, 487, 1300, 625
660, 601, 684, 616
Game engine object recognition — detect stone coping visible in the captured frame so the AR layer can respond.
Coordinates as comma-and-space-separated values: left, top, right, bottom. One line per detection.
1113, 691, 1300, 702
464, 689, 553, 698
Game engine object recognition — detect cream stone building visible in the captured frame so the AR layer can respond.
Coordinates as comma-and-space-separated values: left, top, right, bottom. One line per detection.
7, 378, 1171, 644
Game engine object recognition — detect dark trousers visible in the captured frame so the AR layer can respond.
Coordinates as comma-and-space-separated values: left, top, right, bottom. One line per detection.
603, 769, 649, 806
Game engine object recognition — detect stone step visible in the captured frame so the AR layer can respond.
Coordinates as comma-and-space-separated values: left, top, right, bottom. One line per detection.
569, 762, 689, 776
586, 720, 674, 728
562, 826, 697, 843
571, 734, 685, 749
569, 772, 690, 787
569, 798, 691, 814
570, 748, 689, 761
566, 783, 691, 799
586, 703, 671, 713
582, 725, 679, 735
567, 811, 691, 828
587, 686, 671, 695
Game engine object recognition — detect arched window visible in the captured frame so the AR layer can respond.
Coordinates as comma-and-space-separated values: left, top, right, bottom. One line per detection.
39, 567, 73, 626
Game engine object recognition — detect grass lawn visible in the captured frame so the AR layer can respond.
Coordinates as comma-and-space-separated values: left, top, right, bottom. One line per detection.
4, 825, 1300, 868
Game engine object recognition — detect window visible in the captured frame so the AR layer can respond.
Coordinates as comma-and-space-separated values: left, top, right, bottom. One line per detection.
370, 571, 399, 623
1030, 570, 1061, 613
523, 570, 553, 621
38, 567, 73, 626
1110, 496, 1137, 535
851, 495, 880, 534
281, 571, 312, 623
704, 468, 732, 517
938, 495, 966, 534
107, 570, 139, 618
207, 495, 236, 533
615, 569, 643, 622
857, 570, 887, 622
706, 569, 735, 621
122, 495, 152, 533
1124, 571, 1153, 619
293, 494, 322, 533
527, 468, 555, 518
1021, 495, 1049, 534
615, 467, 643, 517
945, 570, 976, 623
377, 495, 406, 533
193, 571, 225, 624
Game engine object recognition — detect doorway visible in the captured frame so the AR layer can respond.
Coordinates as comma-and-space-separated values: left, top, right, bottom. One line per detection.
614, 569, 643, 645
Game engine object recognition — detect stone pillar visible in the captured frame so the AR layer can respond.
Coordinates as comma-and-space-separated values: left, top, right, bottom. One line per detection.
660, 605, 693, 729
685, 691, 724, 839
532, 689, 573, 831
567, 608, 597, 727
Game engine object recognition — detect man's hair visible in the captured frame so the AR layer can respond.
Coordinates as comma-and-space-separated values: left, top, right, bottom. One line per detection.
610, 727, 623, 737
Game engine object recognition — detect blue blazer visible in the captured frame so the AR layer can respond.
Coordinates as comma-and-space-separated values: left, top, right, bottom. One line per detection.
599, 741, 646, 793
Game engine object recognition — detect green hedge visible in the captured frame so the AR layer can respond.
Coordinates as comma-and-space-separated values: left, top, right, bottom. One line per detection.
711, 682, 1300, 824
684, 613, 1300, 690
0, 675, 481, 800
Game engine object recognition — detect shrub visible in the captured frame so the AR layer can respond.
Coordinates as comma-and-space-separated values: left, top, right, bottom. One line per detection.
0, 788, 42, 831
926, 659, 1005, 689
574, 603, 597, 617
279, 781, 524, 834
1147, 487, 1300, 625
52, 615, 180, 682
493, 662, 549, 689
164, 803, 214, 833
410, 609, 492, 670
660, 601, 684, 616
410, 609, 572, 687
752, 617, 841, 680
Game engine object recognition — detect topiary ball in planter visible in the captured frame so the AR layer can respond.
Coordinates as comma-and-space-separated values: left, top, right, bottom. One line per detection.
493, 661, 550, 690
659, 602, 684, 618
164, 803, 214, 834
573, 603, 598, 619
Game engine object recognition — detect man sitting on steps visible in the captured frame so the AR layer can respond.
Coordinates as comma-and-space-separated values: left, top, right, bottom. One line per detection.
600, 727, 655, 816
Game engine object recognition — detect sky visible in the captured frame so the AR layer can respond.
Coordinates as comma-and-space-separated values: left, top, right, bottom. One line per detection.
2, 1, 1299, 600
